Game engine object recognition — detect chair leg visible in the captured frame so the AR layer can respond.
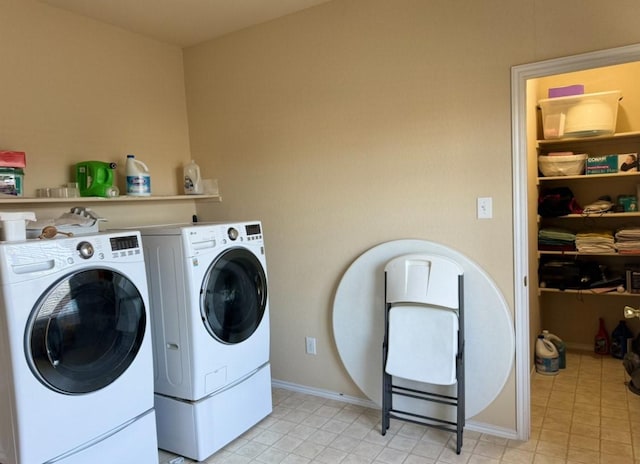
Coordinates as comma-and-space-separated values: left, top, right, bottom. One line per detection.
455, 353, 464, 454
381, 371, 390, 435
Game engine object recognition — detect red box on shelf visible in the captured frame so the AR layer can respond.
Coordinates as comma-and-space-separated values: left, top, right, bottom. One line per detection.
0, 151, 26, 168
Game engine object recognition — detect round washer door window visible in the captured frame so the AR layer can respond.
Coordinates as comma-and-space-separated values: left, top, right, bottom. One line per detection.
27, 269, 146, 394
201, 247, 267, 344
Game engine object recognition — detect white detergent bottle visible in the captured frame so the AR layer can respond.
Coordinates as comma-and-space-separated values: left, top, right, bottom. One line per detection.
183, 160, 203, 194
125, 154, 151, 196
543, 330, 566, 369
535, 335, 559, 376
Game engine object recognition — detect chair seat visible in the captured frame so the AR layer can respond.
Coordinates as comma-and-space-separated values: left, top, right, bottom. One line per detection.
385, 304, 458, 385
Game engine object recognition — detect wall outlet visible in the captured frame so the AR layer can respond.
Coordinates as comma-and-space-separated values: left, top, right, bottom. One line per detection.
305, 336, 317, 355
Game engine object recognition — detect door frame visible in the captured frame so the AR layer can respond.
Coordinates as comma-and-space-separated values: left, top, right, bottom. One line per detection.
511, 43, 640, 440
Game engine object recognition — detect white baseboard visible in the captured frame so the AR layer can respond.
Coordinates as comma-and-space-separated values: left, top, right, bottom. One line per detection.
271, 379, 378, 409
271, 379, 518, 440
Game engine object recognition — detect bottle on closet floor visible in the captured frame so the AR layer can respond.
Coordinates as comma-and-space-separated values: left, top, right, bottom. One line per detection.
611, 320, 634, 359
594, 318, 610, 355
535, 335, 560, 376
542, 330, 566, 369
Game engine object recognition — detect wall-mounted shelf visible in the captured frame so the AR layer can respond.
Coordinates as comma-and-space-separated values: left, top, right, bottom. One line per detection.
0, 194, 222, 205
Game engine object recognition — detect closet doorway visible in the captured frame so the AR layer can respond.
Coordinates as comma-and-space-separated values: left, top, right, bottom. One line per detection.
512, 43, 640, 441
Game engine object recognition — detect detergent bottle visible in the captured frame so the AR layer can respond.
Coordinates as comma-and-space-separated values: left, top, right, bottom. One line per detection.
542, 330, 566, 369
125, 154, 151, 196
76, 161, 117, 197
183, 160, 203, 195
611, 320, 634, 359
535, 335, 559, 375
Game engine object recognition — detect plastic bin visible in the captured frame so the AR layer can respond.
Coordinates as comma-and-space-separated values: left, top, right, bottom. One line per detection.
539, 90, 621, 139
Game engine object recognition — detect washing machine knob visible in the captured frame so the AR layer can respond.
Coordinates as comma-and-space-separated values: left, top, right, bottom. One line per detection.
76, 241, 94, 259
228, 227, 239, 241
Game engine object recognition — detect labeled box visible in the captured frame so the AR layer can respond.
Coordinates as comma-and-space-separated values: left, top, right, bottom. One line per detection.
586, 153, 639, 175
586, 155, 618, 174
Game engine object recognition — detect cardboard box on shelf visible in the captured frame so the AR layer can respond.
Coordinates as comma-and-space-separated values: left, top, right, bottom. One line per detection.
619, 153, 639, 173
586, 153, 639, 175
586, 155, 618, 174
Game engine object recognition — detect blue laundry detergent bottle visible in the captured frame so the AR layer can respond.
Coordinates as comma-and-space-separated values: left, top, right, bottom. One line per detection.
543, 330, 566, 369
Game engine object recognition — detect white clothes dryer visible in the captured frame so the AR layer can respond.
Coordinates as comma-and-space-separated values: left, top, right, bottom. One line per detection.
0, 231, 158, 464
140, 221, 272, 461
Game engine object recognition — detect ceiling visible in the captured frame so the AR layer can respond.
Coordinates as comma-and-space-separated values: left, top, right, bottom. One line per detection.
37, 0, 333, 48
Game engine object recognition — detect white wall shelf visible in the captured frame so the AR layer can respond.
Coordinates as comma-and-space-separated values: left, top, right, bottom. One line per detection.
0, 194, 222, 205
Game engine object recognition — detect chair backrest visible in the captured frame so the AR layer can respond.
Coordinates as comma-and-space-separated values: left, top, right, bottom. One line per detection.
385, 253, 463, 308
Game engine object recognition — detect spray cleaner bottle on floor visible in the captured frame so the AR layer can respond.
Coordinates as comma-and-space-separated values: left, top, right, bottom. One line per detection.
126, 154, 151, 196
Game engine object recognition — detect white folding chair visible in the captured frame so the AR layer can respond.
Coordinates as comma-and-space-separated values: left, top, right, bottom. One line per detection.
381, 253, 465, 454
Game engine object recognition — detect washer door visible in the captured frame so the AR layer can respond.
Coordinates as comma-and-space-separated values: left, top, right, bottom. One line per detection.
27, 269, 146, 394
201, 247, 267, 344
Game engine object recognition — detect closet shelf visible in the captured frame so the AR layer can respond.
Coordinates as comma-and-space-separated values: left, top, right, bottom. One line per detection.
538, 250, 637, 257
539, 287, 640, 297
539, 212, 640, 219
538, 172, 640, 182
537, 130, 640, 146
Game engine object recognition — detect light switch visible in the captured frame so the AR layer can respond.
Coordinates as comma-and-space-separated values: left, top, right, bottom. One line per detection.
477, 197, 493, 219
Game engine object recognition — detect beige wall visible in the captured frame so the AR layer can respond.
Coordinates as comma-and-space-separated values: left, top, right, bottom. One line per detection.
5, 0, 640, 434
184, 0, 523, 429
0, 0, 199, 226
184, 0, 640, 431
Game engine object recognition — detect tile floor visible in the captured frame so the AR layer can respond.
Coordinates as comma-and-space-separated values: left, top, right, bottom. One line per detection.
158, 351, 640, 463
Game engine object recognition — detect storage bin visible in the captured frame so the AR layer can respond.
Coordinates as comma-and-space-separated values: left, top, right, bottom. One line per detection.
538, 153, 587, 176
538, 90, 621, 139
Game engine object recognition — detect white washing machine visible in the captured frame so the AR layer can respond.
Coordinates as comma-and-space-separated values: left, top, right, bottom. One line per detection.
140, 221, 272, 461
0, 231, 158, 464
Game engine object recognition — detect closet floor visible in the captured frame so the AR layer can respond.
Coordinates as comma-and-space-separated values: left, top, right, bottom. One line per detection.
157, 351, 640, 463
